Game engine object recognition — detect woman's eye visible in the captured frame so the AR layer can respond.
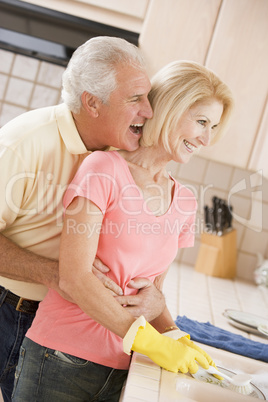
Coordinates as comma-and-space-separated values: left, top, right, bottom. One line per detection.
198, 120, 206, 126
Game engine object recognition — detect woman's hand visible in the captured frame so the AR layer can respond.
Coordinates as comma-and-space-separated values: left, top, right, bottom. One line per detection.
124, 318, 215, 374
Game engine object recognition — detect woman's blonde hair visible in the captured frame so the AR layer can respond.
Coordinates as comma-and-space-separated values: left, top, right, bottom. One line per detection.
140, 60, 234, 152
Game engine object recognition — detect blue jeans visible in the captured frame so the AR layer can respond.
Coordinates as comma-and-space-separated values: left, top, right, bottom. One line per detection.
0, 288, 35, 402
12, 338, 128, 402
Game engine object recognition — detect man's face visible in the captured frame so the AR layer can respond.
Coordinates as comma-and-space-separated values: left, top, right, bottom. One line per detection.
95, 63, 153, 151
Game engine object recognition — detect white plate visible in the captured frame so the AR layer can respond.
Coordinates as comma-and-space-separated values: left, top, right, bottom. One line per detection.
258, 324, 268, 337
223, 309, 268, 336
192, 366, 266, 400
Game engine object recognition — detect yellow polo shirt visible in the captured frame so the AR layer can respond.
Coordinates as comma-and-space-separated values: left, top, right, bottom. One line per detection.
0, 103, 89, 300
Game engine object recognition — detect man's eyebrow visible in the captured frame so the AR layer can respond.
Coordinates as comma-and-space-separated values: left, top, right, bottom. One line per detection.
130, 94, 142, 98
127, 94, 143, 101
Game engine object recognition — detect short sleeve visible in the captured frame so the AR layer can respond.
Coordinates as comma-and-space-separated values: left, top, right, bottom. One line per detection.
63, 152, 118, 214
178, 212, 196, 248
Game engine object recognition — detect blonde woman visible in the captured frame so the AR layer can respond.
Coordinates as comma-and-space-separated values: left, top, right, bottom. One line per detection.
12, 61, 234, 402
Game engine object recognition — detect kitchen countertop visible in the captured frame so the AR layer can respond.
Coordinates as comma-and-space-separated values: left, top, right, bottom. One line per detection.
120, 262, 268, 401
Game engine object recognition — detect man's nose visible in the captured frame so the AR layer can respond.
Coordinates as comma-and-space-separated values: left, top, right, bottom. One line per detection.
141, 98, 153, 119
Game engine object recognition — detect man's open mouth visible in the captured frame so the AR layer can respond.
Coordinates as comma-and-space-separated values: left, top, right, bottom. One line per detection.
130, 124, 143, 135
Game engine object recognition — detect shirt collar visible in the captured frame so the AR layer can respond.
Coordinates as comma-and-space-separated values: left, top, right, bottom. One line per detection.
55, 103, 88, 155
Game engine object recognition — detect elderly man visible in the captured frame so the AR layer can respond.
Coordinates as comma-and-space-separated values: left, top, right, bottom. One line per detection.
0, 36, 165, 402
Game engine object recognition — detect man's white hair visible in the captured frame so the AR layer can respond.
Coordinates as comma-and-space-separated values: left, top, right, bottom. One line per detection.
61, 36, 146, 113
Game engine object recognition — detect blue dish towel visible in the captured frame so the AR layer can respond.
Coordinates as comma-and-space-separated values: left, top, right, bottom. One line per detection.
175, 315, 268, 363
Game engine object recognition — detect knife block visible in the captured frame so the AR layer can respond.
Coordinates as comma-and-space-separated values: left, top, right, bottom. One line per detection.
194, 229, 237, 278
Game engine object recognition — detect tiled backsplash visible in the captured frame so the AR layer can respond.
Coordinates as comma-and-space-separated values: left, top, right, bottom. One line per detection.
0, 49, 267, 282
0, 49, 64, 126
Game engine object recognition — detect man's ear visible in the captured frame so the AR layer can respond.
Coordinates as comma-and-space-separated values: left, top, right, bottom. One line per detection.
81, 91, 101, 117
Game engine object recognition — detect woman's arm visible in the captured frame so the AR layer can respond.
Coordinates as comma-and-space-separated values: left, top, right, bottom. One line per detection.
150, 305, 177, 333
149, 269, 178, 333
59, 196, 135, 338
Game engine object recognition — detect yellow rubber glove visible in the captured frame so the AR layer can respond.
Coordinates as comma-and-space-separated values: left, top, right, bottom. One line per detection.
123, 317, 211, 374
177, 337, 215, 367
178, 336, 222, 380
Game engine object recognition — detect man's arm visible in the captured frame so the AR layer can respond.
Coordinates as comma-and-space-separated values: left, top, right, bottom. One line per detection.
0, 233, 123, 297
0, 233, 58, 287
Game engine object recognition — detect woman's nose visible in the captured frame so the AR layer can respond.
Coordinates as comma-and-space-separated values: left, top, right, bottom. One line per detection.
199, 128, 211, 147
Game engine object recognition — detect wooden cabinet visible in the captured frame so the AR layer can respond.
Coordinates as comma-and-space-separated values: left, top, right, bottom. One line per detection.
21, 0, 150, 32
139, 0, 221, 73
200, 0, 268, 173
139, 0, 268, 177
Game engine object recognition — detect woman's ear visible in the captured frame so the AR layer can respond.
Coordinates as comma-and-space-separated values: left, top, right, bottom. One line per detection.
81, 91, 101, 117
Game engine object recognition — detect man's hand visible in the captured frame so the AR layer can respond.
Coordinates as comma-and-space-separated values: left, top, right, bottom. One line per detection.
92, 258, 123, 296
115, 278, 165, 321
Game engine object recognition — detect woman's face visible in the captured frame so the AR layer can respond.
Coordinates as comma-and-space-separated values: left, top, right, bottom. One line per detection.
170, 99, 223, 164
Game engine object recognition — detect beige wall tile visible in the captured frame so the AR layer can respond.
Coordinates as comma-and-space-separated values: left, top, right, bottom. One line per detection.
30, 85, 61, 109
228, 193, 251, 223
0, 74, 8, 99
236, 252, 256, 281
5, 77, 34, 106
204, 160, 233, 191
177, 155, 208, 184
37, 61, 65, 87
180, 240, 200, 266
231, 194, 265, 232
0, 49, 14, 73
262, 202, 268, 231
12, 54, 40, 80
234, 222, 246, 249
241, 227, 268, 255
261, 176, 268, 203
246, 196, 267, 232
174, 247, 184, 263
194, 211, 205, 238
179, 182, 200, 207
230, 167, 260, 200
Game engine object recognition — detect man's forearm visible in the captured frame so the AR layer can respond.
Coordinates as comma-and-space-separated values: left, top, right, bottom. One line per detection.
0, 233, 58, 288
0, 234, 123, 298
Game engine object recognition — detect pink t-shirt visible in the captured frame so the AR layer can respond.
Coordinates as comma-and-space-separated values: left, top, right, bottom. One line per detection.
27, 151, 197, 369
